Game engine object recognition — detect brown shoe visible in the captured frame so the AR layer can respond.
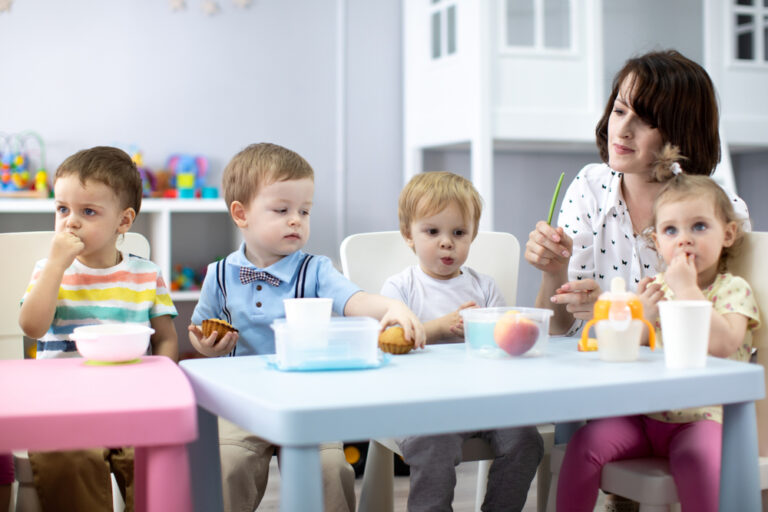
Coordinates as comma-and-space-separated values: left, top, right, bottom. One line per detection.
603, 493, 640, 512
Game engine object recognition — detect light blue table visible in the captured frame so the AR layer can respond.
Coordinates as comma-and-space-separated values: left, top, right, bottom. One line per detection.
181, 339, 764, 512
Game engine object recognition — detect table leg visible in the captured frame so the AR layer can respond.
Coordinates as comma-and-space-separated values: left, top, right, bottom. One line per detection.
554, 421, 583, 444
721, 400, 761, 511
135, 445, 146, 511
280, 445, 323, 512
136, 444, 192, 512
187, 406, 223, 512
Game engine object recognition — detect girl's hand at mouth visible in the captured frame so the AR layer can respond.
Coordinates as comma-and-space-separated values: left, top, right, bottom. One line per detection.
664, 252, 699, 297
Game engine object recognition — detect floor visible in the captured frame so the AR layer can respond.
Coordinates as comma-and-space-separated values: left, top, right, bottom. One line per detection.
258, 457, 610, 511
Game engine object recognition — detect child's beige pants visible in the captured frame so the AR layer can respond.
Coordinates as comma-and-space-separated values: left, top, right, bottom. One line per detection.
218, 417, 356, 511
29, 448, 133, 512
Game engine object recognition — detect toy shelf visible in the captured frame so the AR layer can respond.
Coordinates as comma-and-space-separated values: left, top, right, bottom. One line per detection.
0, 198, 239, 303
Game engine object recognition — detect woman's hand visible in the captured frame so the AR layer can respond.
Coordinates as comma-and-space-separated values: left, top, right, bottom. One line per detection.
551, 279, 602, 320
525, 221, 572, 274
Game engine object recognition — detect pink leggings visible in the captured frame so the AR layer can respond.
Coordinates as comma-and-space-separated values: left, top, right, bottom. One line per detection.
556, 415, 722, 512
0, 453, 13, 485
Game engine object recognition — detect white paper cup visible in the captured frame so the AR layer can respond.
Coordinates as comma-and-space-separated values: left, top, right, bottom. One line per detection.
283, 298, 333, 325
658, 300, 712, 369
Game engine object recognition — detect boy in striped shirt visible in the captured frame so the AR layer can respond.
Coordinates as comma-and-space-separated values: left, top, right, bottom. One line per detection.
19, 146, 178, 511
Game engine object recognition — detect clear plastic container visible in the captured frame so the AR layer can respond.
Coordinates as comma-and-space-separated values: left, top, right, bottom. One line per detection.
271, 316, 380, 370
461, 307, 553, 358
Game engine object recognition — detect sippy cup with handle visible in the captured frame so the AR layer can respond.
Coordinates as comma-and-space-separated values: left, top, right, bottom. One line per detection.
579, 277, 655, 359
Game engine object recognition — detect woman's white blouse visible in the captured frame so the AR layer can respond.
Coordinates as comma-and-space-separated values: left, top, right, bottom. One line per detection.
557, 163, 751, 292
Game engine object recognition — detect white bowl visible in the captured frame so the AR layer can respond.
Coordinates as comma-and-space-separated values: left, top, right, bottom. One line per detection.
71, 323, 154, 362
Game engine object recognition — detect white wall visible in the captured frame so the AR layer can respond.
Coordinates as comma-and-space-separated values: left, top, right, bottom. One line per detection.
344, 0, 404, 235
733, 151, 768, 232
602, 0, 703, 93
0, 0, 404, 260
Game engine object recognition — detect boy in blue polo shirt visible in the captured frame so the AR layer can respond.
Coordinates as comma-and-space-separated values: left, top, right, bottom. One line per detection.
189, 142, 425, 511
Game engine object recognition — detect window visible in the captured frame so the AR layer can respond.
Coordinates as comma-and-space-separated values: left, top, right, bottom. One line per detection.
505, 0, 572, 51
429, 1, 458, 60
732, 0, 768, 63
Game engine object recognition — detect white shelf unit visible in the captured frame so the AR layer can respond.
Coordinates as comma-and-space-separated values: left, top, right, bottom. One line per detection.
0, 198, 238, 303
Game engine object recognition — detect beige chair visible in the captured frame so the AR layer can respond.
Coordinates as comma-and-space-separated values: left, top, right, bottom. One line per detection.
340, 230, 554, 512
545, 231, 768, 512
0, 231, 150, 360
0, 231, 150, 512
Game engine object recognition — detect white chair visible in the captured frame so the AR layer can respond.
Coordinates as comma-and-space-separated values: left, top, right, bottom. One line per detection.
341, 230, 553, 512
0, 230, 150, 512
545, 231, 768, 512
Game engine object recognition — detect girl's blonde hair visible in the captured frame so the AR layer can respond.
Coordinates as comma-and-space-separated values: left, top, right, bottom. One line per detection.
222, 143, 314, 208
398, 172, 483, 240
649, 144, 744, 270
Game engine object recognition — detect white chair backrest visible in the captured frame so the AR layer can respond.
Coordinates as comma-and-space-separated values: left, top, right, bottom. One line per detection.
339, 230, 520, 306
0, 231, 150, 360
727, 231, 768, 456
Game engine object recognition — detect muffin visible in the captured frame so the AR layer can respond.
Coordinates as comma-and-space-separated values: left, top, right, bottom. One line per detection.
378, 326, 414, 355
202, 318, 238, 342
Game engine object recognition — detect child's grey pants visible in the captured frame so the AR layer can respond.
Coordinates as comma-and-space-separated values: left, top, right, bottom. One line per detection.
398, 426, 543, 512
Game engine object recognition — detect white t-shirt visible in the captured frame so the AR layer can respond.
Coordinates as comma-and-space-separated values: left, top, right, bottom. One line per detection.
558, 163, 751, 291
380, 265, 505, 344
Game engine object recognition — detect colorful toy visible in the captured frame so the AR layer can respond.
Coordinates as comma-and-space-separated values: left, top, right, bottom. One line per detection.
171, 264, 202, 292
166, 153, 208, 198
152, 170, 175, 198
0, 131, 48, 197
127, 146, 159, 198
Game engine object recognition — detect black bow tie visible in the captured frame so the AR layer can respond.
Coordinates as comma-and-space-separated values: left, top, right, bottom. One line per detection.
239, 267, 281, 287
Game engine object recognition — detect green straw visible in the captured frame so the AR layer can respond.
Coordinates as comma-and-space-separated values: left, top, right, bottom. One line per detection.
547, 172, 565, 225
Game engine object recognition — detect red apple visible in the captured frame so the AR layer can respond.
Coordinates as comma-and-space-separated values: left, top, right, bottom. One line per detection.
493, 313, 539, 356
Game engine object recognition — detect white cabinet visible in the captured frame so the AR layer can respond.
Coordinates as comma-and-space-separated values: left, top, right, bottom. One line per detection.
0, 198, 238, 302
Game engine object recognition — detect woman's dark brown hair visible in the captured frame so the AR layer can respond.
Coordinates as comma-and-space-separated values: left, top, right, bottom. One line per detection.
595, 50, 720, 176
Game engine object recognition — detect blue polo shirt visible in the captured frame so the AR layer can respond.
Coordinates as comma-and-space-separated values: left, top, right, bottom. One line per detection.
191, 244, 361, 357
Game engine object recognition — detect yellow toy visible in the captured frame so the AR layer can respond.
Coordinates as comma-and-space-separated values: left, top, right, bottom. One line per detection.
579, 277, 656, 351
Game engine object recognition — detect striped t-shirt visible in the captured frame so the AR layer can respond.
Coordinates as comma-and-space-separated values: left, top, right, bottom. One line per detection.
22, 251, 177, 359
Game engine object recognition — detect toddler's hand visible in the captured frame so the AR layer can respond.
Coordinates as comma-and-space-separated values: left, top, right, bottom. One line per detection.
637, 276, 663, 323
664, 252, 699, 298
445, 301, 477, 337
379, 302, 426, 349
188, 324, 239, 357
49, 231, 84, 270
